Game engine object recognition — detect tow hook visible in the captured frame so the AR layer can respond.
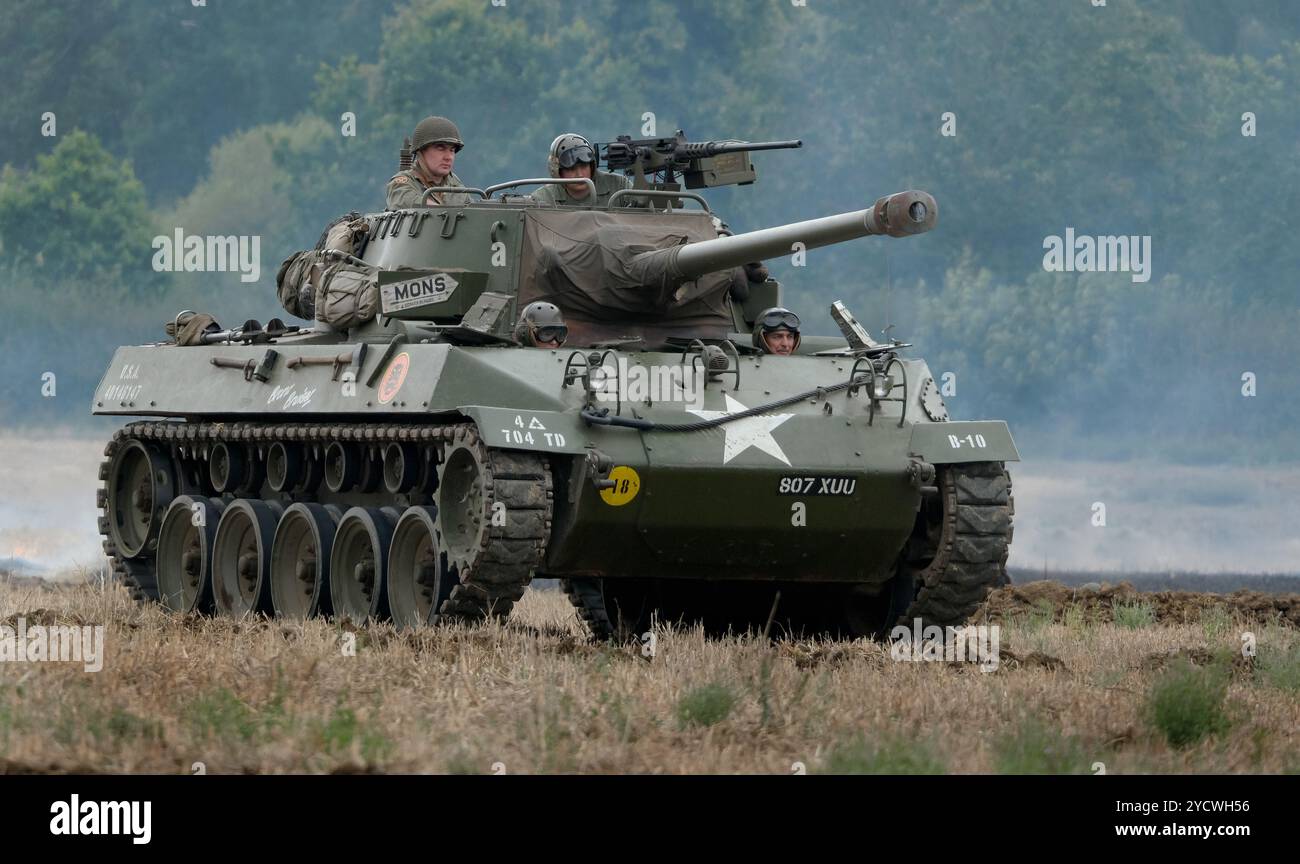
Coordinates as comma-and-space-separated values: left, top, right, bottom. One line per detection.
906, 459, 936, 489
588, 449, 616, 490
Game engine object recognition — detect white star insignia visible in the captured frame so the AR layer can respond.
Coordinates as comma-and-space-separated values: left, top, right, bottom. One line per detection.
688, 393, 794, 466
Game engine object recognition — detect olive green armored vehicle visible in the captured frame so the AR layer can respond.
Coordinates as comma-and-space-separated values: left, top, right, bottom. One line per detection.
95, 133, 1016, 639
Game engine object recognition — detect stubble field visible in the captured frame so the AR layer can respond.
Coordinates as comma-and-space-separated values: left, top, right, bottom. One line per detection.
1, 579, 1297, 775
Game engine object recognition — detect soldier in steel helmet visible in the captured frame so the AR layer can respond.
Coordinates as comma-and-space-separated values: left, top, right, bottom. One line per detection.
514, 301, 569, 348
386, 116, 470, 208
752, 307, 801, 356
531, 133, 643, 208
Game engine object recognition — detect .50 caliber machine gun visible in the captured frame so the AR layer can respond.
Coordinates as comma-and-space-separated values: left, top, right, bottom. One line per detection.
597, 129, 802, 192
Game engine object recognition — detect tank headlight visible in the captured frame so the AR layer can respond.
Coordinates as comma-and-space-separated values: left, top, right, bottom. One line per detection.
871, 374, 894, 400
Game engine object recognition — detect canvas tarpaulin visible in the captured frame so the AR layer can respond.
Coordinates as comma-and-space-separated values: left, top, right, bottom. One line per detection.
518, 208, 735, 345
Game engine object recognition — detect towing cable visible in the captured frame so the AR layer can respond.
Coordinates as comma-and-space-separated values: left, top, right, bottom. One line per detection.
580, 374, 870, 433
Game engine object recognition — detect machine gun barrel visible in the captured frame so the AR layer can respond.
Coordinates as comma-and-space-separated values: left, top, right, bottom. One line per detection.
639, 190, 938, 284
599, 132, 801, 172
676, 139, 802, 159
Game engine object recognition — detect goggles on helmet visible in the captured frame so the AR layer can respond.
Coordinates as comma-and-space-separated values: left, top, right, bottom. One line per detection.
556, 142, 596, 169
532, 324, 568, 345
759, 310, 801, 332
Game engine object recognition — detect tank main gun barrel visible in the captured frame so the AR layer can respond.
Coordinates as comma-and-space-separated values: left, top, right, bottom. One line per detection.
640, 190, 938, 285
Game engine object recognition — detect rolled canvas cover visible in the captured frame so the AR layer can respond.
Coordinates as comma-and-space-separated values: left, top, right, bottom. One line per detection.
518, 208, 734, 345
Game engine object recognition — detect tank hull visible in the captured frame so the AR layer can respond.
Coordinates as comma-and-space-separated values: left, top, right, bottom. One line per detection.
94, 341, 1015, 593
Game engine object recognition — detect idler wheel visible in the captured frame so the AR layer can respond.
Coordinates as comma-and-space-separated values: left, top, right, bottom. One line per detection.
330, 507, 399, 622
434, 438, 489, 577
212, 499, 283, 617
155, 496, 225, 614
270, 503, 342, 619
107, 438, 176, 559
387, 506, 452, 628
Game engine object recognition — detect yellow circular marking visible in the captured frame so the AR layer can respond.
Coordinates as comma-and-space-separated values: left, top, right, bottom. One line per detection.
599, 466, 641, 506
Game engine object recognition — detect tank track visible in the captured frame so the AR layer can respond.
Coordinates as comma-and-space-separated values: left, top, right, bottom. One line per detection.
97, 428, 160, 603
97, 420, 551, 621
901, 461, 1014, 627
562, 578, 616, 640
437, 428, 552, 620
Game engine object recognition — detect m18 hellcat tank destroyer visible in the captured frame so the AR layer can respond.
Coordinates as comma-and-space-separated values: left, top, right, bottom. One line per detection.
94, 132, 1016, 639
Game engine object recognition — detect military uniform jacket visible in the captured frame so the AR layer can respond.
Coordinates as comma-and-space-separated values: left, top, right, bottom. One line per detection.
530, 170, 643, 208
386, 168, 471, 208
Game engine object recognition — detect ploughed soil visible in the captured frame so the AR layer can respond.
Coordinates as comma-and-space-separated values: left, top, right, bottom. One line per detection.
978, 580, 1300, 627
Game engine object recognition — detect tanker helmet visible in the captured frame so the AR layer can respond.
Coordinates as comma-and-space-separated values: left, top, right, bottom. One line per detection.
514, 301, 568, 347
752, 306, 801, 353
547, 133, 597, 178
412, 116, 464, 153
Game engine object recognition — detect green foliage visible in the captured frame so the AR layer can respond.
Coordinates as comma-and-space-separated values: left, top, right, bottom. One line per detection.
1018, 597, 1057, 633
675, 682, 737, 728
103, 708, 163, 744
993, 718, 1090, 774
1256, 644, 1300, 693
0, 130, 159, 290
164, 115, 336, 254
1199, 606, 1235, 642
0, 0, 387, 200
1147, 660, 1232, 748
823, 735, 947, 775
314, 705, 394, 764
1062, 604, 1088, 631
185, 688, 261, 741
0, 685, 14, 747
1114, 601, 1157, 630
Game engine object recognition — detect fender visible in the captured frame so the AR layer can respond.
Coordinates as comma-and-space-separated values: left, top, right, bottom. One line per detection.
908, 420, 1020, 464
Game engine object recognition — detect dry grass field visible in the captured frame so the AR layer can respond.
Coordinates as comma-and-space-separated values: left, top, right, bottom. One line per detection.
0, 579, 1297, 775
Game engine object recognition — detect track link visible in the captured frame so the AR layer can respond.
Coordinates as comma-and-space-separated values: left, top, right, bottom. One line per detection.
902, 461, 1014, 627
437, 427, 552, 621
562, 578, 615, 640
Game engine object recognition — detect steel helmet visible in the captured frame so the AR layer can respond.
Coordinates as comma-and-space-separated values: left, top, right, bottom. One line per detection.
514, 301, 568, 346
547, 133, 597, 178
412, 116, 464, 153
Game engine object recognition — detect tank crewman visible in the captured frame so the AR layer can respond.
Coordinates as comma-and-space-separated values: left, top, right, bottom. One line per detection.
386, 116, 471, 208
752, 307, 801, 356
514, 301, 569, 348
530, 134, 644, 208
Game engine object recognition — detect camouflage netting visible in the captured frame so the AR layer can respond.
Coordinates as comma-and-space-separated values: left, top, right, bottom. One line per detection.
518, 208, 734, 346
